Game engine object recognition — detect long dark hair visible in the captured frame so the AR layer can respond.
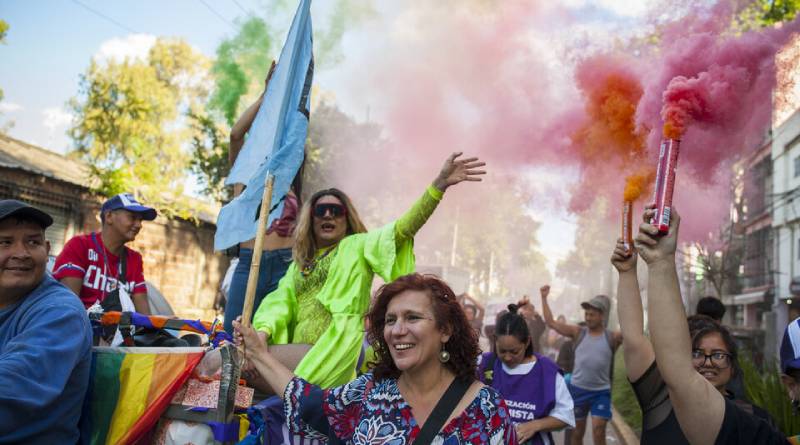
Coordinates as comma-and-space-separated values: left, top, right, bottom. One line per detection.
367, 274, 479, 381
495, 304, 534, 357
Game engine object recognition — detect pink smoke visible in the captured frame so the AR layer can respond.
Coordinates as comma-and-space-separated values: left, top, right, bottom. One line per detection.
639, 17, 800, 177
325, 1, 800, 248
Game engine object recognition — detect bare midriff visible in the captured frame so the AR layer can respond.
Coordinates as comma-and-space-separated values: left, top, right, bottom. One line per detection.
240, 231, 294, 251
233, 183, 295, 251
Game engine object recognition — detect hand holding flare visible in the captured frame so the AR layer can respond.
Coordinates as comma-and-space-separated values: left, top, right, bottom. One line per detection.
622, 172, 650, 253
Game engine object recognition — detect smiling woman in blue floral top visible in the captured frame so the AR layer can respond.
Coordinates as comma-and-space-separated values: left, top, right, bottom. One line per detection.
235, 274, 517, 444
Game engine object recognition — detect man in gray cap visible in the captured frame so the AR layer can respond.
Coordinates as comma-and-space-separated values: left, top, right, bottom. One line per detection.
0, 199, 92, 443
540, 285, 621, 445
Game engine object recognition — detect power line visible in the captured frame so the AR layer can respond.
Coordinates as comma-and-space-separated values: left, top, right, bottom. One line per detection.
70, 0, 138, 34
231, 0, 251, 16
199, 0, 236, 29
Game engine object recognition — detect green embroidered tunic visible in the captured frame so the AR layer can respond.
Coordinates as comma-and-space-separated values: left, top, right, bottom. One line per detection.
252, 186, 443, 388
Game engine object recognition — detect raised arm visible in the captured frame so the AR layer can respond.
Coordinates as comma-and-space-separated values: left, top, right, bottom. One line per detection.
395, 152, 486, 241
463, 294, 485, 319
635, 208, 724, 445
611, 239, 654, 381
229, 60, 277, 187
540, 285, 581, 339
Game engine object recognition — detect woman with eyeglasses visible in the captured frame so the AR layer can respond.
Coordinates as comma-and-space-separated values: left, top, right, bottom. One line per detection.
626, 208, 786, 445
245, 152, 486, 390
611, 238, 775, 445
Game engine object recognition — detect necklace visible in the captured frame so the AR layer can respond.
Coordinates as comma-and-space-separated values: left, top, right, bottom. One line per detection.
301, 244, 337, 277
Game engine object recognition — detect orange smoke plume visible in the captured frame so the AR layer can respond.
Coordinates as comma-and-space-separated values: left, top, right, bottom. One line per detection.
572, 72, 648, 163
623, 170, 654, 202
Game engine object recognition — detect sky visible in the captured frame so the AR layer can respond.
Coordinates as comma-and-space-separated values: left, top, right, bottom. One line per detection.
0, 0, 658, 278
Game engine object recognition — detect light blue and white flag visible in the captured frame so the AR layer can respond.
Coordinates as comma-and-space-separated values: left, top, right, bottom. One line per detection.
215, 0, 313, 251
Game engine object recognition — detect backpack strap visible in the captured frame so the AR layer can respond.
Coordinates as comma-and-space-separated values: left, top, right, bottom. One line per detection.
574, 326, 588, 350
414, 378, 472, 445
603, 329, 618, 351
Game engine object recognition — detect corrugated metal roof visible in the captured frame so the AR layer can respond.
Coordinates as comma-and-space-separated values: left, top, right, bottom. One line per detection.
0, 133, 220, 225
0, 133, 89, 187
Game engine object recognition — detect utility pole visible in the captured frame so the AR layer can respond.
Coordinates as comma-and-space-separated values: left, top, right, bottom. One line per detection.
450, 205, 459, 267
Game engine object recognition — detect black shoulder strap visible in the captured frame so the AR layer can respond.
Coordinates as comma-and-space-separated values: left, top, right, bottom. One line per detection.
604, 329, 616, 351
118, 247, 128, 284
414, 378, 471, 445
574, 326, 588, 350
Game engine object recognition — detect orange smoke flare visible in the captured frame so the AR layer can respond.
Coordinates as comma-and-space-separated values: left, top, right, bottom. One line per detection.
623, 171, 654, 202
622, 200, 633, 253
572, 72, 648, 164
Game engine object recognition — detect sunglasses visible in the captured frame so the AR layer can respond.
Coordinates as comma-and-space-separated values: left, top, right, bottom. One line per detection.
314, 203, 347, 218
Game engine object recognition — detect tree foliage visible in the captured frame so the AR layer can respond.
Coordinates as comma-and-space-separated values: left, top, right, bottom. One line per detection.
735, 0, 800, 31
0, 19, 10, 130
740, 351, 800, 436
69, 38, 211, 217
304, 100, 551, 300
188, 111, 231, 202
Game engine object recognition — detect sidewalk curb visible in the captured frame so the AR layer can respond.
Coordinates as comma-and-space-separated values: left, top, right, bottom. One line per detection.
611, 406, 639, 445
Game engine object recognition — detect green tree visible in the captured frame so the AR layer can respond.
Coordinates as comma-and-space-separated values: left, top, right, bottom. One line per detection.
304, 100, 551, 300
735, 0, 800, 31
0, 19, 10, 130
188, 111, 231, 202
69, 38, 211, 217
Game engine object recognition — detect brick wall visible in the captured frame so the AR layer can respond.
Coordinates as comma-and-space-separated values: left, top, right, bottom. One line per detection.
128, 218, 228, 321
1, 166, 229, 321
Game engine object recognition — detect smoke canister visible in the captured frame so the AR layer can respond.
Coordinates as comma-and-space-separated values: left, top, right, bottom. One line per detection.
651, 139, 668, 208
652, 138, 680, 233
622, 200, 633, 252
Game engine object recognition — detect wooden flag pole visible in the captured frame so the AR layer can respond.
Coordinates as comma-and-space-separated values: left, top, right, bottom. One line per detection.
241, 173, 275, 327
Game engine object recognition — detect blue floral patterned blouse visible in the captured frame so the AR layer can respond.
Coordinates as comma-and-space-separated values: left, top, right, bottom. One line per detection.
283, 373, 518, 444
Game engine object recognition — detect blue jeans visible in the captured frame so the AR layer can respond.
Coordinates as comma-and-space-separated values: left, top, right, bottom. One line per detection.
224, 247, 293, 333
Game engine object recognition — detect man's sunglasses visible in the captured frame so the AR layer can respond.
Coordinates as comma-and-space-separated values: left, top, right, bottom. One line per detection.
314, 203, 347, 218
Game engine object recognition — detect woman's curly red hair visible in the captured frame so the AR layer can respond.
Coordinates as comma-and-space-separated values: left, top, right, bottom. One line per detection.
366, 273, 479, 381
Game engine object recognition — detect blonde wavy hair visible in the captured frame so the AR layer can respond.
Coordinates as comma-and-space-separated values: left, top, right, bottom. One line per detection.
293, 188, 367, 267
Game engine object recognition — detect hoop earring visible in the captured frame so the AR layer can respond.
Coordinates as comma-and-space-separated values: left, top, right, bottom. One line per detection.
439, 343, 450, 363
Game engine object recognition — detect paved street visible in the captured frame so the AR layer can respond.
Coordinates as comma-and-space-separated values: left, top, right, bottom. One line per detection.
552, 425, 621, 445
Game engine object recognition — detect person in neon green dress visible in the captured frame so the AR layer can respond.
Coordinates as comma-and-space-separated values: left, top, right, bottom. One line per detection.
248, 152, 485, 388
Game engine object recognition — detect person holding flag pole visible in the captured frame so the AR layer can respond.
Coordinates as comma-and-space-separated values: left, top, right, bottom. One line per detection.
215, 0, 312, 340
222, 59, 302, 335
247, 152, 487, 391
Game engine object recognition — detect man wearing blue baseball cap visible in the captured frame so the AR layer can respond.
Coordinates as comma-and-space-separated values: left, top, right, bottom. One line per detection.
54, 193, 156, 315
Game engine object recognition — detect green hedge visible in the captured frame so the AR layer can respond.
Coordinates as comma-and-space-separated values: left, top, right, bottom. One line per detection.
739, 350, 800, 436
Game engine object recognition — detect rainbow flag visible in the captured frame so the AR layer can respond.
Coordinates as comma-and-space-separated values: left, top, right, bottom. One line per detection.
85, 346, 204, 445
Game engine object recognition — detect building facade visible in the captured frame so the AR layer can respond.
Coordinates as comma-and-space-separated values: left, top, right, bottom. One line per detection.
771, 108, 800, 358
0, 133, 228, 320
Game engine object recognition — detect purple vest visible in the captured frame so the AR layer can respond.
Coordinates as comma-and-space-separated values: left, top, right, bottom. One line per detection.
479, 352, 560, 445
